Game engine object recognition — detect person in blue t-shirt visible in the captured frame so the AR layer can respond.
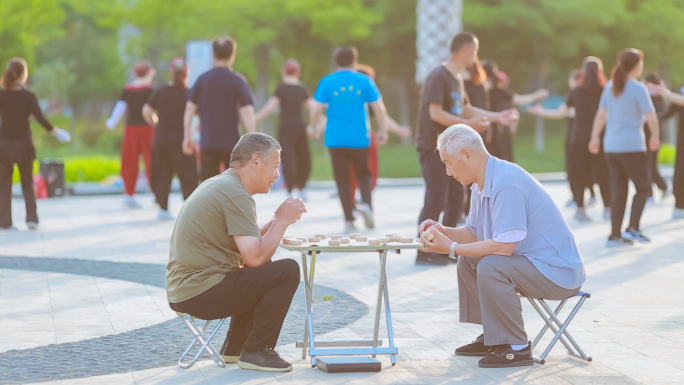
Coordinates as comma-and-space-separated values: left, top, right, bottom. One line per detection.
310, 46, 388, 232
183, 36, 256, 181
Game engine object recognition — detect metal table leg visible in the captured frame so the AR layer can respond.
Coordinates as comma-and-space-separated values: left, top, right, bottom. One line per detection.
301, 251, 318, 366
380, 250, 397, 365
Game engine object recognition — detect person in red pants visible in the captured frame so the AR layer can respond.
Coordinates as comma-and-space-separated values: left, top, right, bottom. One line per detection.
107, 60, 155, 208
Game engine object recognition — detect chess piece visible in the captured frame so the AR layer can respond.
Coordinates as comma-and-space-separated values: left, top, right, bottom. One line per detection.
348, 233, 361, 239
308, 237, 321, 242
283, 238, 303, 246
355, 236, 368, 242
397, 237, 413, 243
314, 234, 327, 239
330, 235, 343, 240
368, 239, 381, 245
340, 238, 350, 244
328, 240, 341, 246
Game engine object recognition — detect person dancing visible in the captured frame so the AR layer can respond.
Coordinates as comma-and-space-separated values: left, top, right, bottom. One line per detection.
256, 59, 313, 201
107, 60, 156, 209
480, 60, 548, 162
142, 58, 198, 220
529, 57, 612, 222
589, 49, 659, 246
0, 58, 70, 231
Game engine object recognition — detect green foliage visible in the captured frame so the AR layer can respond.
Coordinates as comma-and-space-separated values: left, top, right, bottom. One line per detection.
0, 0, 65, 65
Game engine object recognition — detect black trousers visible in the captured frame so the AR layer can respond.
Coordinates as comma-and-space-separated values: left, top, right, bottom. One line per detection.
151, 144, 199, 210
567, 142, 611, 208
417, 148, 464, 258
329, 147, 372, 222
170, 259, 300, 351
646, 149, 668, 195
0, 161, 37, 227
487, 124, 514, 162
675, 129, 684, 209
279, 127, 311, 192
606, 152, 650, 237
200, 147, 234, 182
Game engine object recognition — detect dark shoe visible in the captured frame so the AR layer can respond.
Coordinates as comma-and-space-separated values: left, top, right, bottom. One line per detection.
455, 334, 491, 356
219, 339, 241, 364
238, 346, 293, 372
478, 344, 534, 368
415, 251, 449, 266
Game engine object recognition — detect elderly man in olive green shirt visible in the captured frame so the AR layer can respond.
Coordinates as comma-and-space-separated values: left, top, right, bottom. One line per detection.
167, 133, 306, 373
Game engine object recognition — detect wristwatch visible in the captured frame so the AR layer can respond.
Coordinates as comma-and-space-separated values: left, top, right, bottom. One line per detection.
448, 242, 459, 260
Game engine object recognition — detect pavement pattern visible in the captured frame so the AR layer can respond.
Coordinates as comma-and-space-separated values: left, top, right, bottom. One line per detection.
1, 180, 683, 384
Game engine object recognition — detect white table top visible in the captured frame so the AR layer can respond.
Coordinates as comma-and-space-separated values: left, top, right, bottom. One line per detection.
279, 239, 424, 253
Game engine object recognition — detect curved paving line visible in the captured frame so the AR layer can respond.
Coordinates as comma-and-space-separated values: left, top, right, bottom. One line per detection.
0, 256, 368, 384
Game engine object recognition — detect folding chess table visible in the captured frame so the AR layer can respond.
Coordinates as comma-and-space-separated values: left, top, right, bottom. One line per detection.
279, 239, 424, 368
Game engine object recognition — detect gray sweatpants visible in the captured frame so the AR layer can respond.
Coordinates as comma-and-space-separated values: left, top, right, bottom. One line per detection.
458, 254, 580, 346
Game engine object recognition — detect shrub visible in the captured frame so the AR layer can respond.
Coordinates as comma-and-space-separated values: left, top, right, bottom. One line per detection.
658, 143, 676, 165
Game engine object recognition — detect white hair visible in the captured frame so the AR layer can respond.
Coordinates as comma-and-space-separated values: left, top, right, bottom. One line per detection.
437, 124, 487, 157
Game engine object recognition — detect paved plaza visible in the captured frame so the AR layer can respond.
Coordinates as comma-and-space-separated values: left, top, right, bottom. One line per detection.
1, 180, 683, 384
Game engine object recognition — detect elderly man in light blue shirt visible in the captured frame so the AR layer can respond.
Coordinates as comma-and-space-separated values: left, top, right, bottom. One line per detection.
420, 124, 586, 369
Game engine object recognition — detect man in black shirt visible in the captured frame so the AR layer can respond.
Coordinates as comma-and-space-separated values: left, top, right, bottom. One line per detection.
415, 32, 518, 265
183, 36, 256, 181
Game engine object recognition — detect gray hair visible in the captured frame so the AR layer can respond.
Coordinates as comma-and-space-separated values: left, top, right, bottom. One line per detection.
230, 133, 281, 167
436, 124, 487, 157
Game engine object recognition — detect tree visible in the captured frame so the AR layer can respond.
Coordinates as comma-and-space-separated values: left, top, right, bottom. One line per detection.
0, 0, 65, 66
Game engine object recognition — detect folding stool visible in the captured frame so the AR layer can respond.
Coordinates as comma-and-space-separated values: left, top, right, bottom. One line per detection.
525, 291, 592, 364
176, 312, 227, 369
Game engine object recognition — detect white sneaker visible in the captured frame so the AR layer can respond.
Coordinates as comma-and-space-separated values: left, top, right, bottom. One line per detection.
297, 189, 308, 203
123, 195, 142, 209
357, 203, 374, 229
673, 208, 684, 220
344, 221, 357, 234
662, 188, 672, 200
157, 209, 175, 221
26, 221, 38, 230
588, 196, 597, 207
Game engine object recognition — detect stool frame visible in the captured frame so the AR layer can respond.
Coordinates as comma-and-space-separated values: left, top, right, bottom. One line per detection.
177, 312, 227, 369
526, 291, 592, 364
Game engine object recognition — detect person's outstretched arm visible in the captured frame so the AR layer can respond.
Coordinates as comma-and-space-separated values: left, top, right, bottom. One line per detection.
527, 103, 570, 119
512, 89, 549, 106
369, 99, 389, 145
256, 96, 280, 122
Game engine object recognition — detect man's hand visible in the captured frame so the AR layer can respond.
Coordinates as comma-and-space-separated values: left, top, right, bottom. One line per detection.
182, 138, 194, 155
420, 225, 452, 254
275, 197, 307, 225
376, 130, 388, 146
588, 136, 600, 155
418, 219, 444, 236
467, 117, 490, 132
649, 136, 660, 152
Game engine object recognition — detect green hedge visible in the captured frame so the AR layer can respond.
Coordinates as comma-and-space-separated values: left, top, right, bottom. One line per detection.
12, 156, 120, 184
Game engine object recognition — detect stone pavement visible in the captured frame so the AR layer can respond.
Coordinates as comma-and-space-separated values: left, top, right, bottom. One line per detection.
0, 181, 683, 384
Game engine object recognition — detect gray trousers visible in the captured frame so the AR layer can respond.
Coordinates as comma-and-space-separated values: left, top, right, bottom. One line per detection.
458, 254, 580, 346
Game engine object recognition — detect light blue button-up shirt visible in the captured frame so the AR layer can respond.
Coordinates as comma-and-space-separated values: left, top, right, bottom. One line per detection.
466, 156, 586, 289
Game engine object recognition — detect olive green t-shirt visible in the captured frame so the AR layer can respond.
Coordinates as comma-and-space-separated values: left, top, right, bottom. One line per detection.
166, 169, 261, 303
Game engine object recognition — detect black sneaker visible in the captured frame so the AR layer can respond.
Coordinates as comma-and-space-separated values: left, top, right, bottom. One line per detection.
606, 236, 634, 247
219, 339, 241, 364
238, 346, 293, 372
455, 334, 492, 356
478, 344, 534, 368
